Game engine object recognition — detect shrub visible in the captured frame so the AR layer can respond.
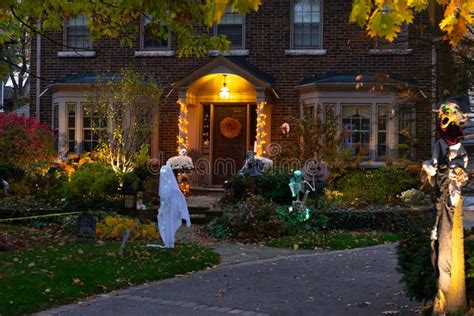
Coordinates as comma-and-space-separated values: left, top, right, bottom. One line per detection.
311, 208, 434, 232
0, 113, 55, 169
24, 161, 67, 198
231, 168, 292, 204
95, 215, 159, 240
396, 228, 437, 302
335, 167, 418, 205
0, 162, 24, 180
61, 163, 121, 211
398, 189, 433, 207
206, 195, 287, 242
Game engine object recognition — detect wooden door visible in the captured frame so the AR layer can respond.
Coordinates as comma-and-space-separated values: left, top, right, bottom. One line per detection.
213, 105, 247, 185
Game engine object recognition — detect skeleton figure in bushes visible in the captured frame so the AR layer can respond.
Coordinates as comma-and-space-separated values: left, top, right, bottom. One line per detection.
422, 100, 469, 314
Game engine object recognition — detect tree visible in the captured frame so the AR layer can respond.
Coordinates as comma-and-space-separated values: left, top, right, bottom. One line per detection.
1, 28, 30, 112
350, 0, 473, 45
88, 68, 162, 176
350, 0, 473, 99
0, 1, 262, 76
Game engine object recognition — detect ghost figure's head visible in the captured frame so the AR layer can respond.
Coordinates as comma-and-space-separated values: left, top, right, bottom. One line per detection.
438, 102, 468, 130
180, 148, 187, 156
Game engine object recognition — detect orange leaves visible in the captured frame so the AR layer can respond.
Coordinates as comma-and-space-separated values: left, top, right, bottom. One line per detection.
96, 215, 159, 241
350, 0, 473, 45
439, 0, 474, 45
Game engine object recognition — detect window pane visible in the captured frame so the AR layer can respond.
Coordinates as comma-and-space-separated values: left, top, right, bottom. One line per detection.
143, 16, 169, 49
342, 104, 371, 158
217, 24, 243, 48
66, 16, 91, 50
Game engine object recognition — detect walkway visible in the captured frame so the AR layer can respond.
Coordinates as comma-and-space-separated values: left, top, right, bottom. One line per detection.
36, 243, 419, 316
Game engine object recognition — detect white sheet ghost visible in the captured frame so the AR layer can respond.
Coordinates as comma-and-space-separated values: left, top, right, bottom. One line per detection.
157, 165, 191, 248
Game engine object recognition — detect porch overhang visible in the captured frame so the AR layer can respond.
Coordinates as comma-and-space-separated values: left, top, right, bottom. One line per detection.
296, 72, 418, 94
168, 56, 279, 102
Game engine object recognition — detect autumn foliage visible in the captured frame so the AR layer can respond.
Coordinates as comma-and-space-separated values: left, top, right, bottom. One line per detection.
0, 114, 55, 169
95, 215, 159, 240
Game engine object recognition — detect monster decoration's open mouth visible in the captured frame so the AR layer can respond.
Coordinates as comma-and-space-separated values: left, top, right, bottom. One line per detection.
439, 102, 467, 130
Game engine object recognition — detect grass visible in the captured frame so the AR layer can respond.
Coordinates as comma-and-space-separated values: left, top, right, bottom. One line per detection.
0, 241, 220, 316
265, 231, 399, 250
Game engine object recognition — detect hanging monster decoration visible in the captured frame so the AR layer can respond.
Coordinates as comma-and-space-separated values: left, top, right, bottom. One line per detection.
422, 98, 470, 314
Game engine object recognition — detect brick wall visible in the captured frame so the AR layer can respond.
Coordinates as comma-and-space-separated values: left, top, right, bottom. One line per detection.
30, 0, 434, 161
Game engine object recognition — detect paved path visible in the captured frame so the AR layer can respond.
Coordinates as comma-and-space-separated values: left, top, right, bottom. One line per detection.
37, 244, 420, 316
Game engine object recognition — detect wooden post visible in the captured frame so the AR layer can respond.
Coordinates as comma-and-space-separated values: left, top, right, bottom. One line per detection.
445, 197, 466, 313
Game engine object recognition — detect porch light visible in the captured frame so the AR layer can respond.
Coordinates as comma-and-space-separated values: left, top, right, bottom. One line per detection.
219, 74, 230, 100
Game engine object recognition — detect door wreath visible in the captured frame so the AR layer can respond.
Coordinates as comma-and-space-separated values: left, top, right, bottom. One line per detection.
220, 117, 242, 139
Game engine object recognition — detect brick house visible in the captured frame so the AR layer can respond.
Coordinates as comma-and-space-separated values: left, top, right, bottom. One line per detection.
30, 0, 434, 185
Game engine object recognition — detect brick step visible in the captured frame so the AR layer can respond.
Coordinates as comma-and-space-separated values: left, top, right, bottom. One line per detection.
188, 205, 222, 224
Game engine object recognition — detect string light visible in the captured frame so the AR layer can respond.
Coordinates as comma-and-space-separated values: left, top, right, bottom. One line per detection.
177, 99, 189, 154
255, 101, 267, 156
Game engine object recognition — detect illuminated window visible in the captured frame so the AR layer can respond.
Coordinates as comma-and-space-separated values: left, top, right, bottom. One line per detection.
377, 104, 389, 160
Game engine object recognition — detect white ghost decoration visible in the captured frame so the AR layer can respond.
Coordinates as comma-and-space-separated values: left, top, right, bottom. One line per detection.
157, 165, 191, 248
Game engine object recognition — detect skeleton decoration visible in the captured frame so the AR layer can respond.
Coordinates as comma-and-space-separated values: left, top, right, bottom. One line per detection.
422, 99, 469, 314
288, 170, 314, 220
157, 165, 191, 248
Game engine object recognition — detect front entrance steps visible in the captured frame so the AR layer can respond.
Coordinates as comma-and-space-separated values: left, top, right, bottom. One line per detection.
186, 192, 224, 224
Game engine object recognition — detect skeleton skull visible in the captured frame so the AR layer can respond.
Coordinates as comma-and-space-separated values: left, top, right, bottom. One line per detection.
438, 102, 468, 130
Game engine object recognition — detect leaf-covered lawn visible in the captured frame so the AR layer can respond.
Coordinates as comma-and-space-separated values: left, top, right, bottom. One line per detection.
265, 231, 399, 250
0, 241, 220, 316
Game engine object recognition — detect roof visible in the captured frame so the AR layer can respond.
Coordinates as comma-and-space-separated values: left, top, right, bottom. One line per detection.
53, 72, 118, 84
173, 56, 274, 88
299, 72, 418, 86
53, 72, 159, 84
225, 57, 275, 85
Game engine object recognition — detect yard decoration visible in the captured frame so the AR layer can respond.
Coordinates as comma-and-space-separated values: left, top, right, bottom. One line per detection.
239, 151, 273, 176
220, 116, 242, 139
167, 148, 194, 195
289, 161, 329, 221
422, 99, 469, 314
0, 178, 9, 195
157, 165, 191, 248
288, 170, 312, 220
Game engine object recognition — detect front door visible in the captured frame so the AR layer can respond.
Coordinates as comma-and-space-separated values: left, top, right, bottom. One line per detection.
213, 105, 247, 185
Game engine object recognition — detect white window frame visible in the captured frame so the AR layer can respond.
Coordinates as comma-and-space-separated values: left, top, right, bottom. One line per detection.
213, 7, 246, 50
63, 16, 93, 51
290, 0, 323, 50
52, 92, 111, 155
139, 15, 171, 51
300, 91, 399, 163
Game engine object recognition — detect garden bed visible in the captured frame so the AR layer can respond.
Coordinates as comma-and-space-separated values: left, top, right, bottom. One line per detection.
0, 239, 219, 315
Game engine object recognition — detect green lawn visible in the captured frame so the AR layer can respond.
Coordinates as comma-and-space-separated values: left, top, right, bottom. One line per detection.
0, 241, 219, 316
265, 231, 399, 250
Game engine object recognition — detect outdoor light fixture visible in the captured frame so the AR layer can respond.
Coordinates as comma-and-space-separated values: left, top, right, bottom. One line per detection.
219, 74, 230, 100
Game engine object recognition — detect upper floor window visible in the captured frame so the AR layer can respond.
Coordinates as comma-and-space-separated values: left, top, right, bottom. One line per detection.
140, 16, 170, 50
292, 0, 322, 49
215, 7, 245, 49
64, 16, 92, 50
375, 24, 409, 49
